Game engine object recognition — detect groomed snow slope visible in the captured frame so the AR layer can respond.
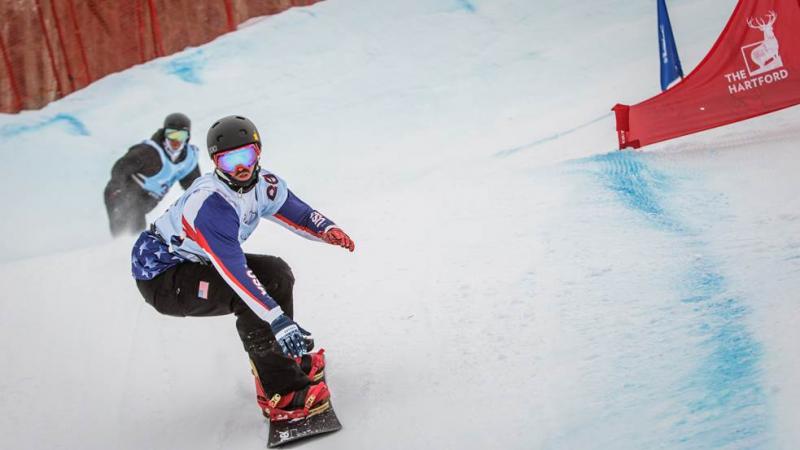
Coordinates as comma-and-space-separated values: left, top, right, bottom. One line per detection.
1, 0, 798, 449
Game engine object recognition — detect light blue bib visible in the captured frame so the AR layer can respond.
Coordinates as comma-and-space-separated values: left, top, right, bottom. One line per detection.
133, 140, 198, 198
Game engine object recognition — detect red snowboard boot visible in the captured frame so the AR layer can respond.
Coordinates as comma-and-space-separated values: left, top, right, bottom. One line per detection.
251, 350, 330, 421
296, 349, 326, 383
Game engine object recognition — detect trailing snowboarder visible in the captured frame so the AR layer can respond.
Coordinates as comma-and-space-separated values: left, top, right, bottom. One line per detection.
130, 115, 354, 426
104, 112, 201, 236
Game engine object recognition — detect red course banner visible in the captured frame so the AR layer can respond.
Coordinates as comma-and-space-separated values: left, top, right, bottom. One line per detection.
613, 0, 800, 149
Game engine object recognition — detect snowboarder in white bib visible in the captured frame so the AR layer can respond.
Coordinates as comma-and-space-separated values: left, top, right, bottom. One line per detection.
131, 115, 355, 421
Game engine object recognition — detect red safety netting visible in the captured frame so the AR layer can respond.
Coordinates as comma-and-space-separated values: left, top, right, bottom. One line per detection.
0, 0, 320, 113
613, 0, 800, 149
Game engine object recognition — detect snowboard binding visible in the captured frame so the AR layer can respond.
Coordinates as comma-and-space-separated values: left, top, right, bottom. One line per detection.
263, 382, 331, 422
250, 349, 330, 422
297, 348, 325, 384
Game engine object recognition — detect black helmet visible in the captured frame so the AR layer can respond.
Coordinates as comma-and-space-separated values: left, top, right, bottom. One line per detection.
206, 115, 261, 159
207, 115, 262, 190
164, 112, 191, 132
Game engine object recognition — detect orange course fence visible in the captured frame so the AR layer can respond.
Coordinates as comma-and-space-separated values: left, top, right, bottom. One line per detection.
0, 0, 321, 113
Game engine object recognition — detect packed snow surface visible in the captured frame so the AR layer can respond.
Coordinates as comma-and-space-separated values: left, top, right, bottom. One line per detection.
1, 0, 798, 449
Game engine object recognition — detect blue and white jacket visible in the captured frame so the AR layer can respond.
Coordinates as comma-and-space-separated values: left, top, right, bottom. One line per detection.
131, 170, 337, 323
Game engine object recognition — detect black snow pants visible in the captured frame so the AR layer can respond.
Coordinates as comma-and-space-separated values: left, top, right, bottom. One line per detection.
135, 254, 310, 395
104, 182, 159, 237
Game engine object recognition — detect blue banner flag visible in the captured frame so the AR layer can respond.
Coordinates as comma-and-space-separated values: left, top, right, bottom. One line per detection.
658, 0, 684, 91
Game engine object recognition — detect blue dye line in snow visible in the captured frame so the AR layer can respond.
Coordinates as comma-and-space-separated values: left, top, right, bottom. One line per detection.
455, 0, 476, 13
296, 9, 317, 17
494, 112, 610, 158
579, 151, 769, 448
674, 258, 767, 448
587, 151, 683, 232
165, 50, 206, 84
0, 113, 90, 138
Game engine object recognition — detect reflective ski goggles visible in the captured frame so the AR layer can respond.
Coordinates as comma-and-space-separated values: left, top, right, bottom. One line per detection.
214, 143, 260, 172
165, 128, 190, 142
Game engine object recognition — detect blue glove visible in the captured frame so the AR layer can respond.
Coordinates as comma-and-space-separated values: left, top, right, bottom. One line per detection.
270, 314, 308, 358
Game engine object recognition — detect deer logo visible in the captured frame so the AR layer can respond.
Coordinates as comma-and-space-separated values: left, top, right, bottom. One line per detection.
741, 10, 783, 76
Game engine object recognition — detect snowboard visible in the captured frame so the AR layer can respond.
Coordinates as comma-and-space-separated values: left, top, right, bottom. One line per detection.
267, 349, 341, 447
267, 403, 342, 447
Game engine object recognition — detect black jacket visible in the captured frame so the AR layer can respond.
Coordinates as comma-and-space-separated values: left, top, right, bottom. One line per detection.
107, 128, 201, 194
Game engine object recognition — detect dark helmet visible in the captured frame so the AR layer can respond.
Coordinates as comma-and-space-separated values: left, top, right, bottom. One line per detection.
164, 112, 191, 132
206, 115, 261, 159
207, 115, 262, 190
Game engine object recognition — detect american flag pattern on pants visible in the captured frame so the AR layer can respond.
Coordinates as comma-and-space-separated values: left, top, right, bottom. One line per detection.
131, 232, 185, 280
